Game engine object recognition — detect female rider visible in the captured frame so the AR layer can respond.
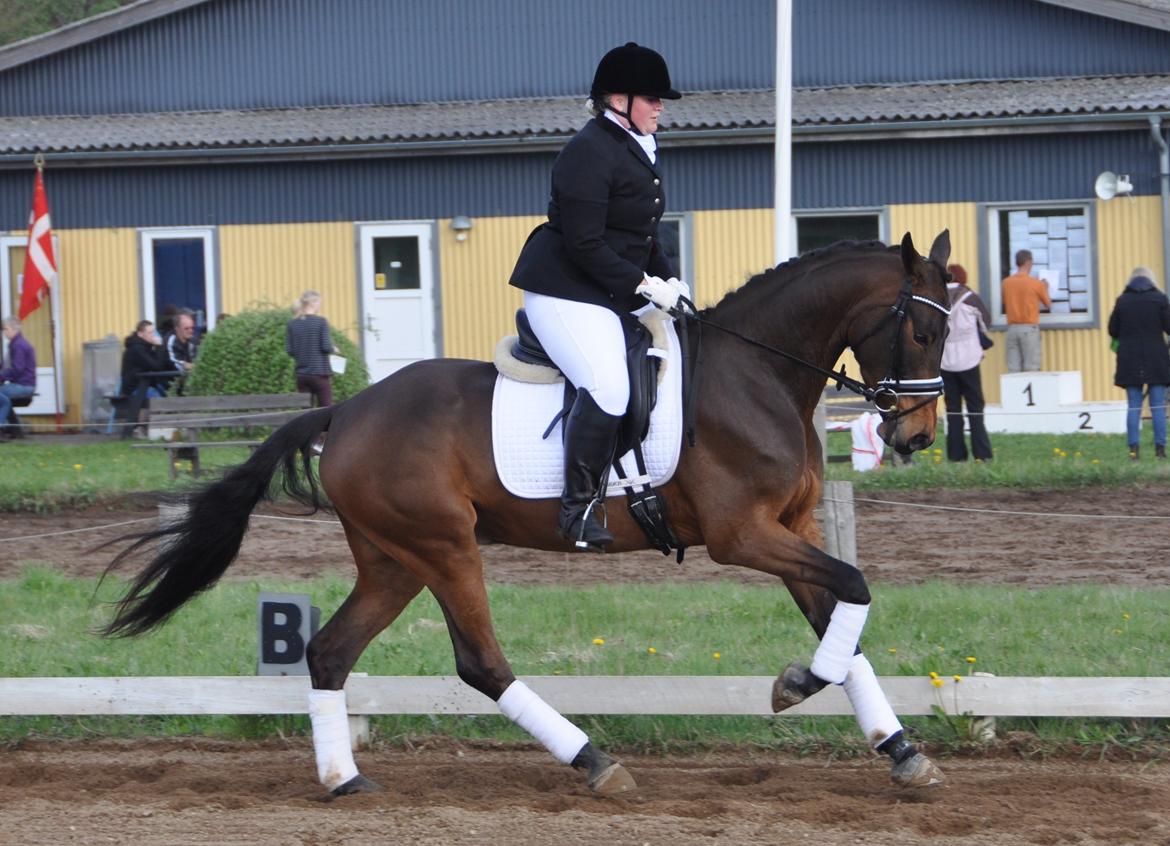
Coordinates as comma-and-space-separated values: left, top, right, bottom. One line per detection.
509, 42, 686, 552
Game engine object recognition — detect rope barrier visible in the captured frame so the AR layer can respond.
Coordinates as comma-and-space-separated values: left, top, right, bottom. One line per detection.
0, 518, 156, 543
2, 496, 1166, 548
12, 408, 308, 432
824, 495, 1170, 521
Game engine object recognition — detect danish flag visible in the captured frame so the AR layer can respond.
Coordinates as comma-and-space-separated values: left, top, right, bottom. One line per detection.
19, 168, 57, 320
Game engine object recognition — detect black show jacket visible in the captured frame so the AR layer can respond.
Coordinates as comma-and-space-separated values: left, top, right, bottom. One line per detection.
510, 116, 676, 313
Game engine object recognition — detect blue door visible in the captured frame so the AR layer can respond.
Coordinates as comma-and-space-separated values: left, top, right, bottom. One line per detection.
152, 238, 207, 331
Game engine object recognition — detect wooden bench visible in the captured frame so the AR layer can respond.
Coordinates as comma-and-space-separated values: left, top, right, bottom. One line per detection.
132, 393, 313, 478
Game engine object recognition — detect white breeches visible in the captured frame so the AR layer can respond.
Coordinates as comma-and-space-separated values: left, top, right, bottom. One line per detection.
523, 291, 634, 416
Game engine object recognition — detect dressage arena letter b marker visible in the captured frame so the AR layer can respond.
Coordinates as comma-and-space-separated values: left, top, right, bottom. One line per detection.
257, 592, 316, 676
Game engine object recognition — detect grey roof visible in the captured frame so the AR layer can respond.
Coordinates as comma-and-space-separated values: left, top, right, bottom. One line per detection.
1038, 0, 1170, 29
2, 75, 1168, 157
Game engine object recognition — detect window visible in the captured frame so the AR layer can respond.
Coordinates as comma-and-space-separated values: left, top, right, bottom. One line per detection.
657, 214, 689, 282
985, 204, 1095, 328
796, 212, 883, 255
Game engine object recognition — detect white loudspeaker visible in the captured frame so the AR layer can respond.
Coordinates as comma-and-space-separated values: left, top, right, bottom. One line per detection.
1094, 171, 1134, 200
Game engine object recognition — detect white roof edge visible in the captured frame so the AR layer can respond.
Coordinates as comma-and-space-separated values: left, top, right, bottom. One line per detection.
0, 0, 214, 73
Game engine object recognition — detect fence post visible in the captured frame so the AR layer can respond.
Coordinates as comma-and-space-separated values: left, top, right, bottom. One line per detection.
821, 480, 856, 565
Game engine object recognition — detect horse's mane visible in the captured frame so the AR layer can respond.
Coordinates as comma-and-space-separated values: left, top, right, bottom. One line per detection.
703, 239, 896, 316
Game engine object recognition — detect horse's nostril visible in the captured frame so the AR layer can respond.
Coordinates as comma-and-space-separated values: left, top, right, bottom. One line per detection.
908, 432, 932, 452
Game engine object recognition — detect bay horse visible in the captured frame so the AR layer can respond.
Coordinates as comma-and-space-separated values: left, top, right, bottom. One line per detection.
104, 231, 953, 797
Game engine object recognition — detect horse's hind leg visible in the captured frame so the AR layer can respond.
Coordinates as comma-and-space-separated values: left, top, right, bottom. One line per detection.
779, 578, 943, 789
305, 520, 424, 796
424, 551, 636, 795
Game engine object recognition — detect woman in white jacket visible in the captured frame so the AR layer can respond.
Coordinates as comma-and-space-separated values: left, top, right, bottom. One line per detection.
939, 263, 994, 461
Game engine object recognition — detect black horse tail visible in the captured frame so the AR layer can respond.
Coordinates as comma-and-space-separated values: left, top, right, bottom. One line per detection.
101, 406, 336, 638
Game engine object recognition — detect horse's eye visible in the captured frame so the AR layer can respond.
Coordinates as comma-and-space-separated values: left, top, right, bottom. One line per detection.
913, 332, 929, 346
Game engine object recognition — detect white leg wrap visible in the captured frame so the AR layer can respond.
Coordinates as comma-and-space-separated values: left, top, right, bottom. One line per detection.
497, 680, 588, 765
842, 653, 903, 747
308, 688, 359, 790
810, 600, 869, 684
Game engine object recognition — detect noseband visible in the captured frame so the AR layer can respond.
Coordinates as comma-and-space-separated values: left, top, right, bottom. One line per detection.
674, 272, 950, 425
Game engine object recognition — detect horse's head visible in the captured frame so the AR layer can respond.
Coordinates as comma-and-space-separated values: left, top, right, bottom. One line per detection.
850, 230, 952, 455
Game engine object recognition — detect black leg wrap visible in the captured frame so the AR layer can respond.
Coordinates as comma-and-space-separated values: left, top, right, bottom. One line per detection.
877, 730, 916, 765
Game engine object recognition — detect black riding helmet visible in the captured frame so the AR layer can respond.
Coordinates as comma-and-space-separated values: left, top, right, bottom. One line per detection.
591, 42, 680, 132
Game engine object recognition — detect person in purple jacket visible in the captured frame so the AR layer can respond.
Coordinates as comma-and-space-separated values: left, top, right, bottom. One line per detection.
0, 316, 36, 439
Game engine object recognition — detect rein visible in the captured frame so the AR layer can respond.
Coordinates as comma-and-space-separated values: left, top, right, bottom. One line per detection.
673, 274, 951, 431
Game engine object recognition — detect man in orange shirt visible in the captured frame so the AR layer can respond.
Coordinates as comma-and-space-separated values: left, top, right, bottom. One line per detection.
1001, 249, 1052, 372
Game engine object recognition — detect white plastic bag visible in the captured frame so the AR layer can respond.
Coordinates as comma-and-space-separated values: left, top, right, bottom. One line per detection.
329, 354, 347, 375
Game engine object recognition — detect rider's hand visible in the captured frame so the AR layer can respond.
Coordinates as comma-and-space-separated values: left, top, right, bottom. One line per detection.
666, 277, 691, 301
636, 275, 681, 311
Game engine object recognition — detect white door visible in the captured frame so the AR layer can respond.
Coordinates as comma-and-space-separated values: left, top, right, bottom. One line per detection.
358, 223, 436, 382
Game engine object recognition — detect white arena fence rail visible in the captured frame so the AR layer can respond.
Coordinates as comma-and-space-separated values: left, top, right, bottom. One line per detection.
2, 675, 1169, 719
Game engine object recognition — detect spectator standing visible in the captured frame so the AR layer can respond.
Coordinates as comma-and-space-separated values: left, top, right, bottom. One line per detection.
286, 290, 339, 407
1107, 266, 1170, 460
0, 316, 36, 440
939, 264, 993, 462
1001, 249, 1052, 372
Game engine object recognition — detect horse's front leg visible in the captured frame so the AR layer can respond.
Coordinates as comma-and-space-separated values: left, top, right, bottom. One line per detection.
705, 512, 943, 788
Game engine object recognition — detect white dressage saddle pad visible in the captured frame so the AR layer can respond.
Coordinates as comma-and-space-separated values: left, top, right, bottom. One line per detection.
492, 319, 684, 499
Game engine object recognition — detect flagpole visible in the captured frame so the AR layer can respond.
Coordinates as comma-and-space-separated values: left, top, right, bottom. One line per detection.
32, 152, 63, 429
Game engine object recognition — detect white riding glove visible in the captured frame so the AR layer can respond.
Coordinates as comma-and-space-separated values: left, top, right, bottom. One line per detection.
666, 277, 691, 301
635, 275, 680, 312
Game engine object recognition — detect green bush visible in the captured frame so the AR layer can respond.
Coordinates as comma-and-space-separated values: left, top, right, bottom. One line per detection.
185, 307, 369, 400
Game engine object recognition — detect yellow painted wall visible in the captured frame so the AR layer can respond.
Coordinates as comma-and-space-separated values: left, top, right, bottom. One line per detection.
218, 222, 358, 343
437, 215, 538, 361
22, 199, 1169, 425
690, 208, 775, 307
1089, 195, 1166, 402
14, 227, 140, 424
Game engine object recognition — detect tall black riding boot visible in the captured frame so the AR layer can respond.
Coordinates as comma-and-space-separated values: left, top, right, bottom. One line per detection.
558, 391, 622, 552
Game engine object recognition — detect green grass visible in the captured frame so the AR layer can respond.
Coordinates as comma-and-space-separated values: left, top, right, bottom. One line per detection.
0, 440, 255, 511
2, 569, 1167, 752
826, 426, 1170, 489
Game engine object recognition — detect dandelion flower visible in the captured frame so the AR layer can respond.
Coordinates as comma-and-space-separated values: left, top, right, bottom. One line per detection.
647, 647, 657, 654
591, 638, 605, 646
1112, 628, 1123, 635
712, 652, 721, 660
887, 647, 897, 654
928, 671, 939, 679
1091, 459, 1100, 465
1122, 613, 1131, 621
73, 464, 83, 470
966, 656, 977, 664
953, 675, 962, 683
931, 678, 944, 688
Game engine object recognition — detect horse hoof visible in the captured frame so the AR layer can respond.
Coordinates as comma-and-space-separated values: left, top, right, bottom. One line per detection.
588, 762, 637, 795
330, 773, 381, 796
771, 662, 826, 712
890, 753, 944, 788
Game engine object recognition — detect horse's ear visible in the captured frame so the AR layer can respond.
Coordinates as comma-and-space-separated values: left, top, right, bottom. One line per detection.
900, 232, 919, 274
929, 229, 951, 268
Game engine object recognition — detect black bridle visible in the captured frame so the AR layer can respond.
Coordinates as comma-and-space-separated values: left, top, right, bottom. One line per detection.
673, 272, 951, 434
